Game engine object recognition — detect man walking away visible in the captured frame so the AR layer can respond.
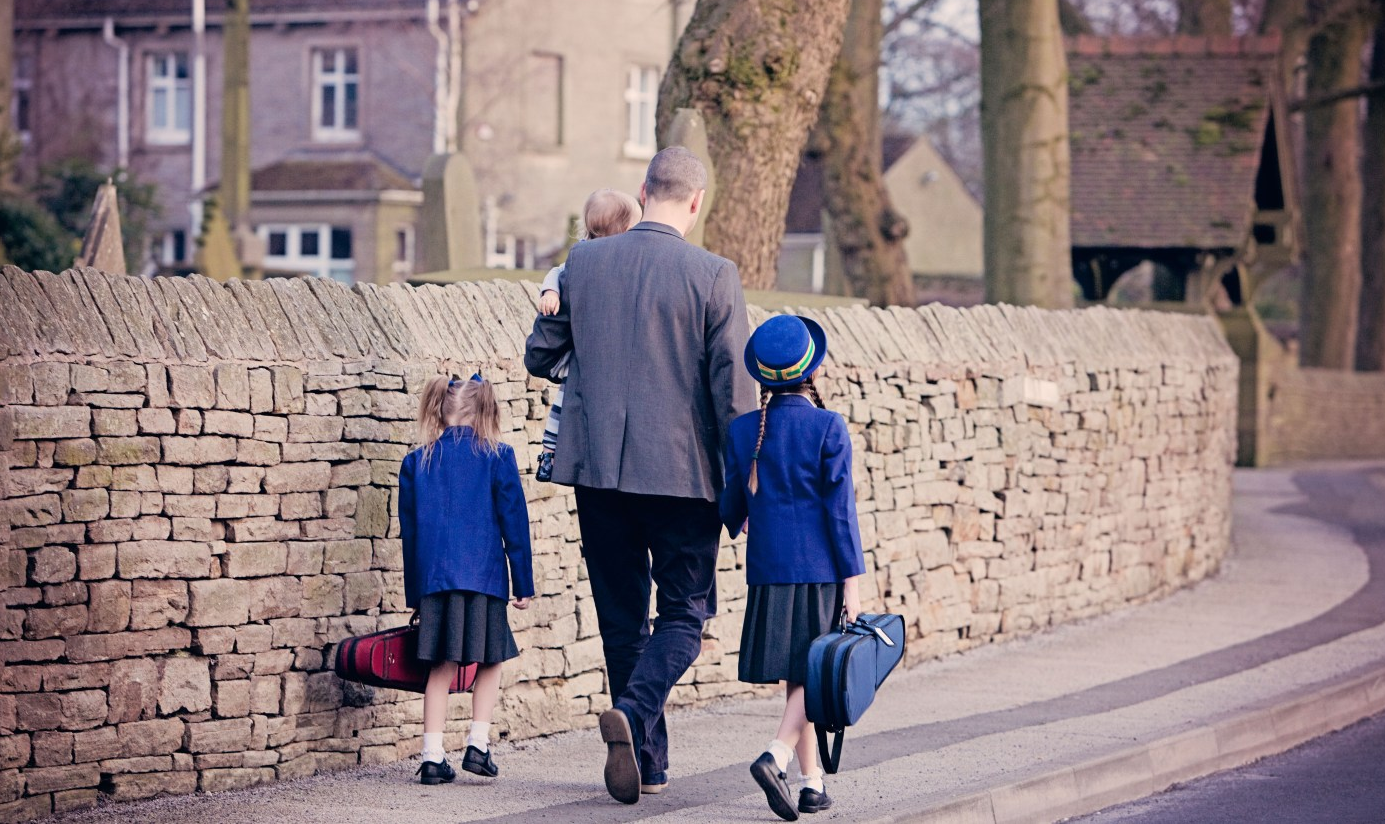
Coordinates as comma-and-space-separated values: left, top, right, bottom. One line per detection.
524, 146, 757, 804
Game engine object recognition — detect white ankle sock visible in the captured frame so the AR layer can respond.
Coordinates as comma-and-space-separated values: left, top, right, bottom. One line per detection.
468, 721, 491, 753
801, 772, 824, 793
766, 739, 794, 773
421, 732, 445, 763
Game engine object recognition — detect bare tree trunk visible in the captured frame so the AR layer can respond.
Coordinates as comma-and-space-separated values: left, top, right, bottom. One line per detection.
979, 0, 1074, 309
1177, 0, 1233, 35
1357, 21, 1385, 370
812, 0, 912, 307
0, 0, 15, 193
1300, 13, 1367, 369
659, 0, 852, 291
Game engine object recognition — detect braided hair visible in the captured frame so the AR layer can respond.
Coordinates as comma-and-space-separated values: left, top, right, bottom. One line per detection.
746, 376, 828, 495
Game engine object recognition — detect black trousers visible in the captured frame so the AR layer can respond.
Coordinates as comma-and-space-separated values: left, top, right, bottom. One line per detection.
574, 486, 721, 776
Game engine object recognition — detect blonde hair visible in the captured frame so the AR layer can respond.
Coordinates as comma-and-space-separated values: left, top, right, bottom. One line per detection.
416, 374, 503, 467
580, 189, 641, 239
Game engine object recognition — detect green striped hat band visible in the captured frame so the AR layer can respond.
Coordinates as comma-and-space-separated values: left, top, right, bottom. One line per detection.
756, 337, 816, 382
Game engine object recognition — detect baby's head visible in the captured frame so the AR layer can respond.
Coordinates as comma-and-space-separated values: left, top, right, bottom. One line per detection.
580, 189, 642, 240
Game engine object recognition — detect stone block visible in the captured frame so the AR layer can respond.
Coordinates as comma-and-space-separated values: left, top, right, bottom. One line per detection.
225, 517, 300, 542
92, 408, 137, 436
273, 367, 305, 413
323, 487, 358, 518
71, 726, 121, 763
236, 438, 281, 466
10, 494, 62, 528
193, 626, 237, 655
285, 541, 324, 575
61, 488, 108, 522
111, 465, 158, 491
29, 546, 76, 584
130, 580, 188, 630
116, 718, 184, 757
96, 436, 160, 465
53, 789, 99, 814
250, 676, 281, 715
59, 690, 109, 730
263, 462, 331, 493
137, 407, 177, 434
162, 436, 237, 465
77, 544, 117, 580
168, 365, 215, 408
172, 517, 215, 541
0, 732, 28, 770
249, 368, 274, 413
330, 459, 372, 488
354, 487, 390, 537
287, 415, 346, 444
322, 539, 372, 574
24, 763, 98, 794
146, 363, 170, 407
235, 624, 274, 653
130, 515, 172, 540
32, 731, 73, 766
12, 406, 90, 440
280, 492, 322, 520
24, 605, 88, 639
84, 580, 131, 633
175, 408, 202, 434
222, 542, 289, 577
101, 770, 197, 801
245, 580, 300, 625
41, 581, 88, 607
215, 364, 251, 410
227, 467, 265, 493
9, 467, 74, 496
117, 540, 212, 579
187, 579, 251, 626
186, 718, 253, 754
203, 410, 255, 437
343, 571, 383, 612
194, 465, 230, 494
75, 465, 112, 488
300, 575, 345, 618
213, 679, 252, 719
163, 495, 217, 518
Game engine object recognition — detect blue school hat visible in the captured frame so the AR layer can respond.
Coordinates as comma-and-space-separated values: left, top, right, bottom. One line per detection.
744, 315, 828, 388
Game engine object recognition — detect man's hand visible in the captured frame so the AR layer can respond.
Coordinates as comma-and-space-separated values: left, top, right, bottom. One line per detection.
513, 597, 531, 610
538, 290, 560, 316
842, 576, 862, 624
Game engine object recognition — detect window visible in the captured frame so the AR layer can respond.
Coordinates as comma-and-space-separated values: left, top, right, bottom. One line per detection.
623, 65, 658, 158
157, 230, 187, 265
312, 47, 360, 142
526, 52, 563, 150
13, 54, 33, 142
258, 224, 355, 283
392, 225, 415, 278
146, 52, 191, 145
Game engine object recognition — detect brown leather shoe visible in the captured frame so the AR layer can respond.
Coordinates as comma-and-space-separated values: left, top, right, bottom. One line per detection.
599, 708, 640, 804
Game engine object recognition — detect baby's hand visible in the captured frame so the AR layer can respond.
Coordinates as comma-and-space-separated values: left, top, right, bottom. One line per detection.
538, 290, 560, 316
513, 597, 531, 610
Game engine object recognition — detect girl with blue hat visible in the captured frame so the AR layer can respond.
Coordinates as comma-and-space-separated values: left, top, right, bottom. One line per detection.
720, 315, 866, 821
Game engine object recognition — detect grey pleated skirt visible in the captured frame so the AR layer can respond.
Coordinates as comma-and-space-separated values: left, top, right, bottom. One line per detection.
415, 590, 519, 665
739, 583, 844, 685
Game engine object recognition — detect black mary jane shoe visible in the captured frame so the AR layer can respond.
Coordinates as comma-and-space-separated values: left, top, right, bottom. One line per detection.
750, 753, 799, 821
798, 787, 833, 814
536, 451, 555, 482
461, 744, 499, 778
415, 758, 456, 785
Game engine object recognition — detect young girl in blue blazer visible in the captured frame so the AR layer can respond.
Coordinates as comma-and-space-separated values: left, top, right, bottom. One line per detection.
721, 315, 866, 821
399, 374, 535, 785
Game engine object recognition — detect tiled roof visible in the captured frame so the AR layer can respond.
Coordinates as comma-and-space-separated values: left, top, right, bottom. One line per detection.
1068, 34, 1282, 250
250, 157, 415, 193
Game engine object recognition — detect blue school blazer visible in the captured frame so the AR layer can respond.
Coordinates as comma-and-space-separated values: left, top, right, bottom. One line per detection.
720, 395, 867, 586
398, 427, 536, 607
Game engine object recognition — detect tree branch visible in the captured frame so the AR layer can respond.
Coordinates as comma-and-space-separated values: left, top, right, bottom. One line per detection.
1289, 77, 1385, 111
883, 0, 941, 39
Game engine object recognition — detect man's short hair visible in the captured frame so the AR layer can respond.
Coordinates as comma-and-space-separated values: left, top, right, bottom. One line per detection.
643, 146, 708, 204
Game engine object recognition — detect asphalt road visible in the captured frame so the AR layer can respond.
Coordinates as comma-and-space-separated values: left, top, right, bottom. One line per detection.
1071, 711, 1385, 824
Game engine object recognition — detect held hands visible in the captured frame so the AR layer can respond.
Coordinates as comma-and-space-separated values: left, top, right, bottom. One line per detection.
513, 597, 531, 610
538, 290, 560, 316
842, 576, 862, 624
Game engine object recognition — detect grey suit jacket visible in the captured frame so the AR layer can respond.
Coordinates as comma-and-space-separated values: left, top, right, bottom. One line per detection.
524, 221, 758, 501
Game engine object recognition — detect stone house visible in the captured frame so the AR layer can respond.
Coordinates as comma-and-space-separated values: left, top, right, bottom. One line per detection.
10, 0, 692, 283
1066, 34, 1300, 305
779, 133, 984, 305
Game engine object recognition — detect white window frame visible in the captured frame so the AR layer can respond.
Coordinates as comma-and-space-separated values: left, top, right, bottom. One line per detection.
158, 229, 187, 265
311, 47, 361, 143
146, 51, 191, 145
623, 65, 659, 159
13, 54, 33, 144
257, 223, 356, 284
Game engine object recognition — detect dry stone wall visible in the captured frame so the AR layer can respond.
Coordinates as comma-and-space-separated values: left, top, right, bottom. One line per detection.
0, 266, 1238, 822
